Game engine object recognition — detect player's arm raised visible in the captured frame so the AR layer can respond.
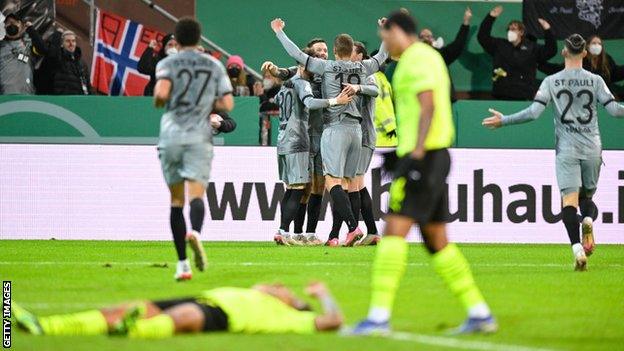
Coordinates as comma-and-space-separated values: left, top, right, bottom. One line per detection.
362, 18, 390, 75
271, 18, 325, 75
305, 282, 343, 331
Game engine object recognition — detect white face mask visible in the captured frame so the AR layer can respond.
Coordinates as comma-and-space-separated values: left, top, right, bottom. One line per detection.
432, 37, 445, 49
588, 44, 602, 56
166, 47, 178, 56
507, 30, 519, 43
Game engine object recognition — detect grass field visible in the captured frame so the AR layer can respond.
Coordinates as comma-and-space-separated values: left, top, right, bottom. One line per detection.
2, 240, 623, 351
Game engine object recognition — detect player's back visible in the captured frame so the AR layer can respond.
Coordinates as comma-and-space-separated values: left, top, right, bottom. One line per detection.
157, 50, 228, 146
275, 77, 310, 155
543, 68, 604, 158
319, 59, 367, 124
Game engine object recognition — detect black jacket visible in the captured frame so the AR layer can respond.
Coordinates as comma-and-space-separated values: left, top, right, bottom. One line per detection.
437, 23, 470, 101
478, 14, 557, 100
46, 32, 91, 95
214, 112, 237, 134
137, 47, 163, 96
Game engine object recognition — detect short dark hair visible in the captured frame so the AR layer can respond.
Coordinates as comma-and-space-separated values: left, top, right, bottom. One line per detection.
353, 41, 369, 59
565, 34, 586, 55
175, 17, 201, 47
306, 38, 326, 48
507, 20, 526, 33
5, 12, 21, 22
384, 11, 417, 35
334, 34, 354, 57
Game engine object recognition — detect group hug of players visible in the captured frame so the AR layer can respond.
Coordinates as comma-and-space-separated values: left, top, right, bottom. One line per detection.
14, 9, 624, 340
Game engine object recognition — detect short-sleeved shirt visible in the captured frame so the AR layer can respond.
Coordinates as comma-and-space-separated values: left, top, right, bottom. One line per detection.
305, 56, 382, 124
276, 75, 315, 155
533, 68, 614, 159
393, 42, 454, 156
197, 287, 317, 334
155, 50, 232, 146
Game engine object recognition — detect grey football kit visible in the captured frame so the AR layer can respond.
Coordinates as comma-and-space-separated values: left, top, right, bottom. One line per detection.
357, 75, 379, 175
155, 50, 232, 187
502, 68, 624, 195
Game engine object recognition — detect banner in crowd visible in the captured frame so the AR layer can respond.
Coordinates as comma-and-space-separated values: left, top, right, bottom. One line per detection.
91, 9, 164, 96
523, 0, 624, 39
1, 145, 622, 243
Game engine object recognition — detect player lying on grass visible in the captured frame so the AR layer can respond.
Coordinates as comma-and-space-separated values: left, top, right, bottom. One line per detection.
273, 50, 353, 246
482, 34, 624, 271
14, 282, 343, 337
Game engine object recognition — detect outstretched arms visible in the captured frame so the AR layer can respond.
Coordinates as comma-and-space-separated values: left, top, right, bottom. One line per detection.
271, 18, 325, 75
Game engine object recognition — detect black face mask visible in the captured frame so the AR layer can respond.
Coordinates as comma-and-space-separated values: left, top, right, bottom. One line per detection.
227, 67, 241, 78
5, 25, 19, 37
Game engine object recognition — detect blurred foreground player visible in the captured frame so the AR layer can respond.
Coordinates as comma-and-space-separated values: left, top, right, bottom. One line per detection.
351, 11, 496, 335
14, 282, 343, 337
153, 18, 234, 280
483, 34, 624, 271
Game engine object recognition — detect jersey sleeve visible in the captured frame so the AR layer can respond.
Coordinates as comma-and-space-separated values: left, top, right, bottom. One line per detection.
596, 76, 624, 117
532, 78, 552, 106
294, 78, 329, 110
358, 75, 379, 97
155, 59, 173, 81
215, 62, 234, 97
362, 42, 388, 75
501, 79, 549, 126
276, 31, 326, 75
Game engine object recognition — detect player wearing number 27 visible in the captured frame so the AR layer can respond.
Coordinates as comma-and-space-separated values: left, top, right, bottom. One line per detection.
483, 34, 624, 271
271, 17, 388, 246
154, 18, 234, 281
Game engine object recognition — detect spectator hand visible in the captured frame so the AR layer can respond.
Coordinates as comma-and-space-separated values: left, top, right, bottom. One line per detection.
149, 40, 158, 49
490, 5, 503, 18
25, 21, 33, 28
270, 18, 285, 33
253, 81, 264, 96
378, 17, 387, 27
538, 18, 551, 30
482, 108, 503, 129
463, 7, 472, 25
341, 83, 360, 96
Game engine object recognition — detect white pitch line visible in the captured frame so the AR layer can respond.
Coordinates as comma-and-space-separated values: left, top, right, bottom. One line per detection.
1, 261, 623, 268
385, 331, 557, 351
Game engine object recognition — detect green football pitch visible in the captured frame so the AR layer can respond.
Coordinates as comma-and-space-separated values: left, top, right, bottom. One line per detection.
2, 241, 623, 351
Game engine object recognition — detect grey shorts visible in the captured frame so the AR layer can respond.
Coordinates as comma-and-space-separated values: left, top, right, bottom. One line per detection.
309, 134, 323, 176
357, 147, 375, 175
556, 155, 602, 196
158, 143, 213, 187
321, 118, 362, 179
278, 152, 310, 185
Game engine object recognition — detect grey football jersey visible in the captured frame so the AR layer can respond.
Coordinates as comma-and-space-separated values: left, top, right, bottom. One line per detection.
155, 50, 232, 146
360, 75, 378, 149
309, 74, 324, 136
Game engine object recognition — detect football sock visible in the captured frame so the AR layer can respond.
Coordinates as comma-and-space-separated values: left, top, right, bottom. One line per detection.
359, 187, 378, 234
127, 315, 175, 339
328, 201, 342, 240
294, 202, 307, 234
39, 310, 108, 335
368, 236, 407, 322
189, 198, 205, 233
579, 198, 598, 221
279, 189, 292, 225
170, 206, 187, 260
330, 185, 358, 232
280, 189, 304, 232
562, 206, 581, 245
305, 194, 323, 233
348, 191, 361, 225
431, 244, 490, 318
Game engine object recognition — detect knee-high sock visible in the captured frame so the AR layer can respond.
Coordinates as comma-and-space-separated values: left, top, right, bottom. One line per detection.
432, 244, 489, 317
38, 310, 108, 336
128, 314, 175, 339
579, 198, 598, 221
348, 191, 361, 225
189, 198, 205, 233
328, 201, 342, 240
170, 207, 187, 261
280, 189, 304, 232
368, 236, 408, 322
562, 206, 581, 245
306, 194, 323, 233
293, 202, 307, 234
329, 185, 358, 232
360, 187, 378, 234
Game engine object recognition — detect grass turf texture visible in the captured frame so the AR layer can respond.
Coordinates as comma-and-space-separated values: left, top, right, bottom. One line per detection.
2, 241, 623, 351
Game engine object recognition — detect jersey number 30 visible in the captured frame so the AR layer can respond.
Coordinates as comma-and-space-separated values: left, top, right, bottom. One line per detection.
556, 89, 593, 125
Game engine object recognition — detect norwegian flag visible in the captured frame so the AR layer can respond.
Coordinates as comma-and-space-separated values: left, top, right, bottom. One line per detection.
91, 9, 165, 96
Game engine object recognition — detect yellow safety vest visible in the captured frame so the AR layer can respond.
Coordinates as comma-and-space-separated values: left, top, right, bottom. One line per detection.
373, 71, 398, 147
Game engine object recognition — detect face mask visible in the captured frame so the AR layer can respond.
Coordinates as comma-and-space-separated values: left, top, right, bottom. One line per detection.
5, 24, 19, 37
432, 37, 444, 49
507, 30, 518, 43
227, 67, 241, 78
588, 44, 602, 56
165, 47, 178, 56
263, 78, 274, 89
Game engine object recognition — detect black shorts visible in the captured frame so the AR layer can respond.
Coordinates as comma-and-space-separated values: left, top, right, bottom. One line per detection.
153, 297, 228, 332
388, 148, 451, 225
